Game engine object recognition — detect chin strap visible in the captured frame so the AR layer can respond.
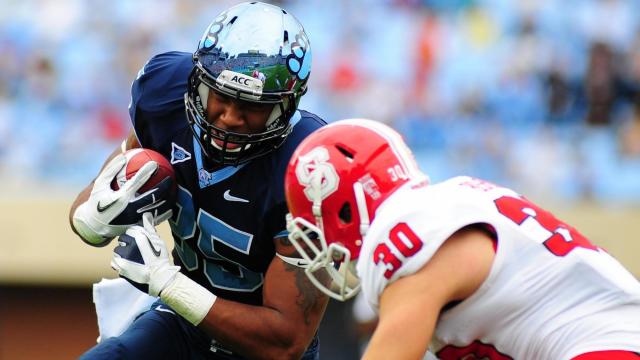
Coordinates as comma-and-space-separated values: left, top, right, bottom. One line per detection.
310, 169, 324, 219
353, 182, 370, 237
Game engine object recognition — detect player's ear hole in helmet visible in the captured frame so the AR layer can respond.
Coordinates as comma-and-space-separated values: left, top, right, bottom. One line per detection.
338, 203, 352, 225
334, 144, 355, 226
184, 2, 312, 167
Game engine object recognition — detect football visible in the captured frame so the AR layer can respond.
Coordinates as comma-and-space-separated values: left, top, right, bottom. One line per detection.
111, 148, 176, 194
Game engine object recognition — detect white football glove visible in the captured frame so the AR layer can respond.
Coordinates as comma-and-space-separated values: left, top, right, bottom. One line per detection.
111, 213, 180, 297
112, 213, 217, 326
72, 153, 173, 247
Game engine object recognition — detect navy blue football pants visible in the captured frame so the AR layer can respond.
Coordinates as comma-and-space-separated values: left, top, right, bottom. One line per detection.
79, 301, 320, 360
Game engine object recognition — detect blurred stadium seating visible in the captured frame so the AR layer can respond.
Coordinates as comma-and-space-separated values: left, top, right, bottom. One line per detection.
0, 0, 639, 359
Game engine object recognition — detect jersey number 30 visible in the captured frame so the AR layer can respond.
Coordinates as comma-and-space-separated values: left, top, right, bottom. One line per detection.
494, 195, 597, 256
373, 223, 424, 279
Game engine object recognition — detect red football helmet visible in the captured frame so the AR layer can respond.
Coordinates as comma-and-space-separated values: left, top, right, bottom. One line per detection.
285, 119, 427, 300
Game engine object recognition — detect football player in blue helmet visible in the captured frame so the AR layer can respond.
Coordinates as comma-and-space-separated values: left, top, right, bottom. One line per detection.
185, 4, 311, 166
69, 3, 328, 360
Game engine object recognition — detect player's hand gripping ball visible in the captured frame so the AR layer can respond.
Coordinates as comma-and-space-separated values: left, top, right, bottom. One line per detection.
110, 148, 177, 224
112, 149, 176, 194
72, 148, 177, 247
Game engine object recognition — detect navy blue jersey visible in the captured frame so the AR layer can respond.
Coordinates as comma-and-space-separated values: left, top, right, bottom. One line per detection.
129, 51, 326, 305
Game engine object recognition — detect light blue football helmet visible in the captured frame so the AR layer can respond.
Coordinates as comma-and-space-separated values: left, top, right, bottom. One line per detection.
185, 1, 312, 166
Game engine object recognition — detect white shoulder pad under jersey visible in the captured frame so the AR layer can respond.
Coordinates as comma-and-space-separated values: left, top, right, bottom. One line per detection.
356, 176, 514, 310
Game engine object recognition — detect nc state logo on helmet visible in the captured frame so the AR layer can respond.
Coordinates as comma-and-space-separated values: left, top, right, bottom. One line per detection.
284, 118, 427, 300
295, 146, 340, 208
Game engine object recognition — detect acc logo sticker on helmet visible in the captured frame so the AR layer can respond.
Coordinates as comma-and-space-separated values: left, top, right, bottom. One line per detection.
295, 146, 339, 202
217, 70, 264, 96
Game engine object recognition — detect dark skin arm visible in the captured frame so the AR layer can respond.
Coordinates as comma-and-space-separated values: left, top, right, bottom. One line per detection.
68, 130, 141, 238
199, 236, 330, 360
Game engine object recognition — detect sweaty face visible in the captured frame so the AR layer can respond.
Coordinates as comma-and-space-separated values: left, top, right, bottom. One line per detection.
205, 90, 273, 150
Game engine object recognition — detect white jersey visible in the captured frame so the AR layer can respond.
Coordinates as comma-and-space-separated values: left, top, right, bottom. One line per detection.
357, 176, 640, 359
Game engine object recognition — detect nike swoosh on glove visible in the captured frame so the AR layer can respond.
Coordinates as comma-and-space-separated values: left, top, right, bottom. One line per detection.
72, 153, 173, 246
111, 213, 180, 297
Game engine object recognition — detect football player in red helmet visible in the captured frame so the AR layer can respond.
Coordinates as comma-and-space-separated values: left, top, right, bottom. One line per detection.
285, 119, 426, 301
285, 119, 640, 359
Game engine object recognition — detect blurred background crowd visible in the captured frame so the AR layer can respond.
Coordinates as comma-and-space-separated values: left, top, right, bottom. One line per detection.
1, 0, 639, 359
2, 0, 640, 203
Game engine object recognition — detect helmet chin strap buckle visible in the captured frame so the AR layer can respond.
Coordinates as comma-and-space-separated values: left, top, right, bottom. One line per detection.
353, 182, 370, 237
310, 170, 324, 218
